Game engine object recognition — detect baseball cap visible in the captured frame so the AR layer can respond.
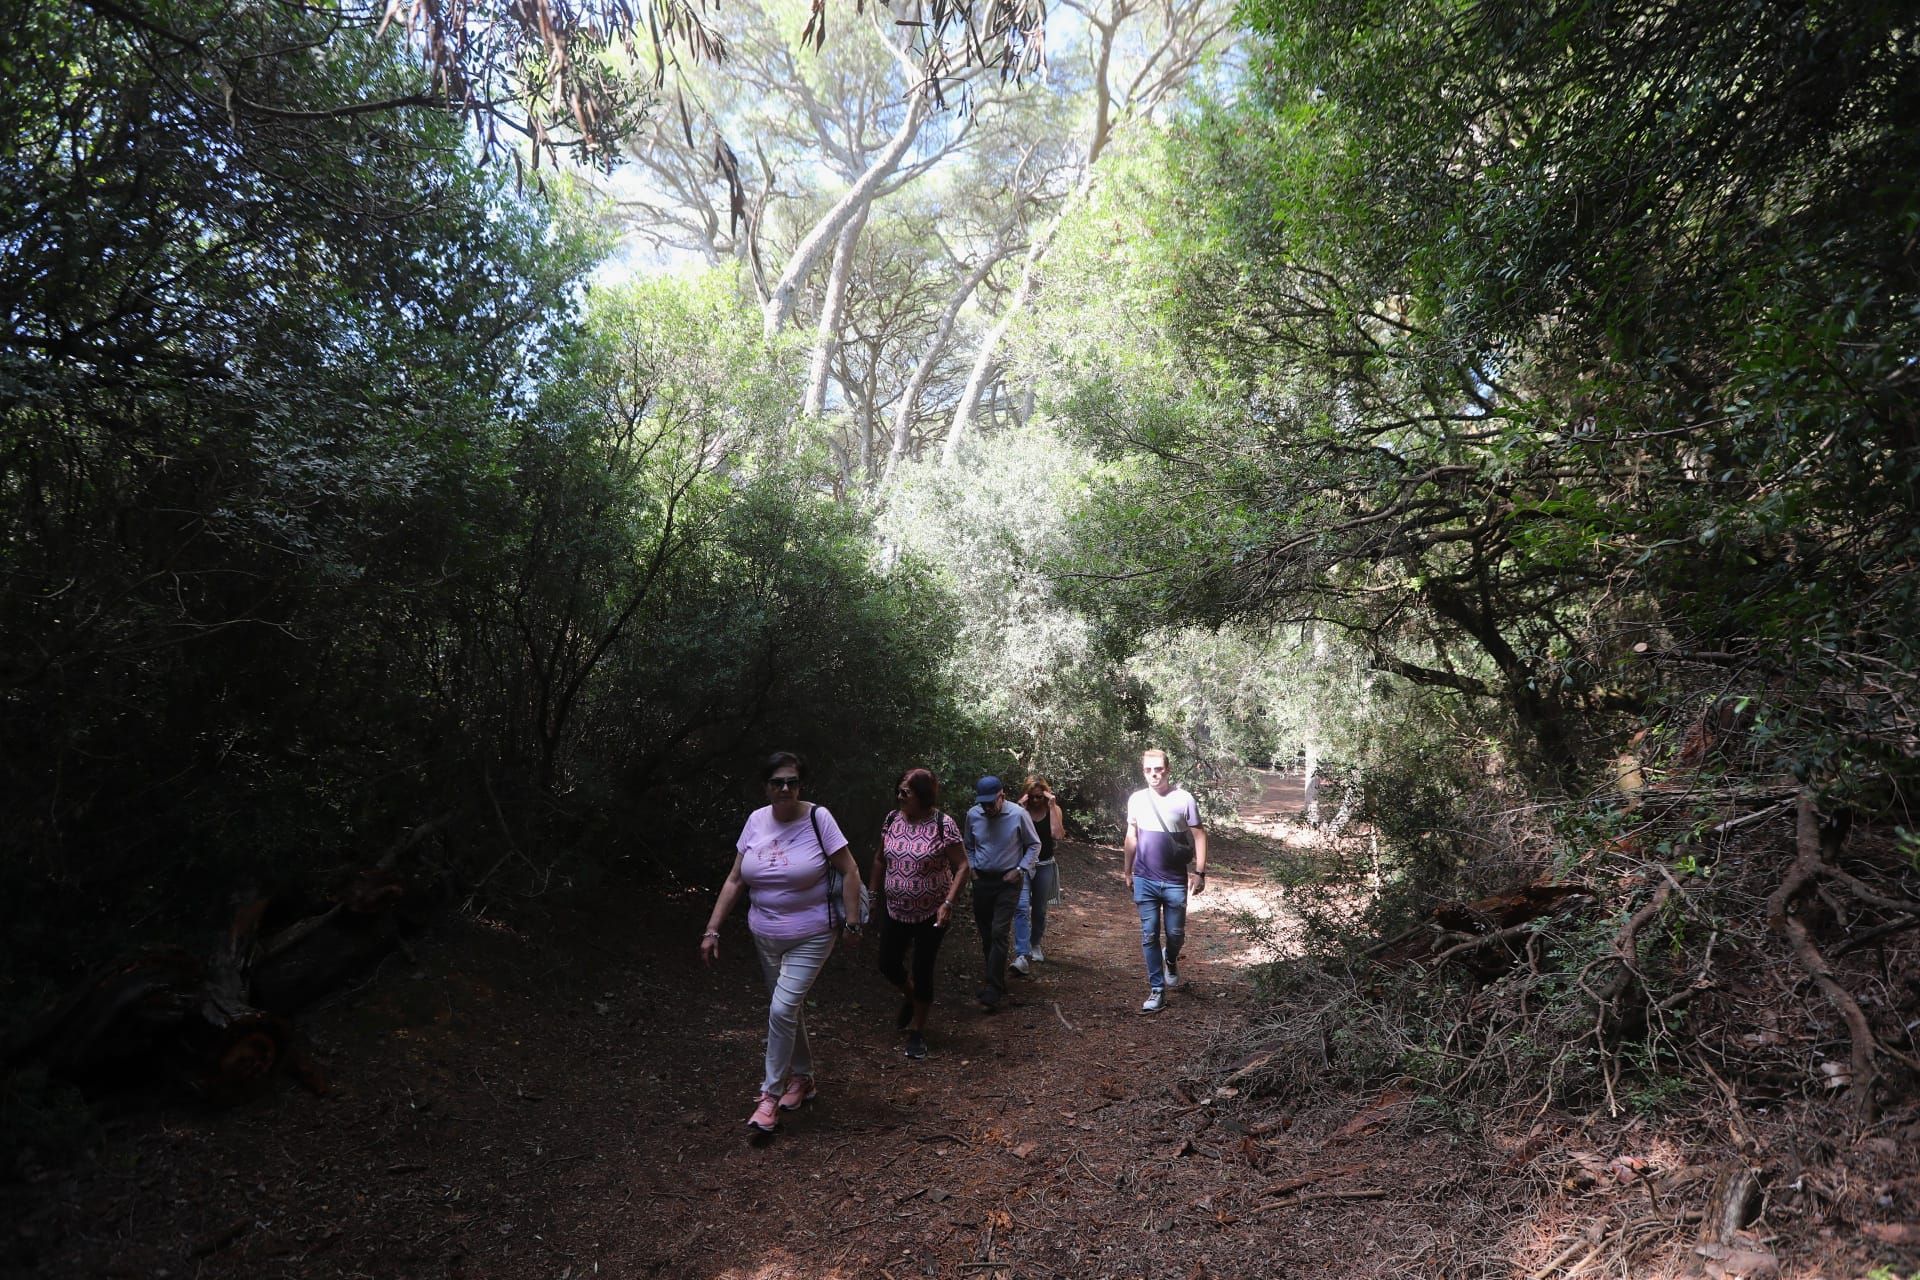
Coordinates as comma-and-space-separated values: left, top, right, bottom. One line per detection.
975, 775, 1003, 803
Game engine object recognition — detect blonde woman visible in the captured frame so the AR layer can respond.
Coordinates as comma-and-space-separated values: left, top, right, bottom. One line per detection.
1012, 775, 1065, 973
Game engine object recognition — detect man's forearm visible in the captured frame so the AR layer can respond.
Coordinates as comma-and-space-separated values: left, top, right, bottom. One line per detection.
1192, 827, 1208, 873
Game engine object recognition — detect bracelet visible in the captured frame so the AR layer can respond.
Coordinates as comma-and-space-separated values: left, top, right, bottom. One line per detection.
702, 929, 720, 939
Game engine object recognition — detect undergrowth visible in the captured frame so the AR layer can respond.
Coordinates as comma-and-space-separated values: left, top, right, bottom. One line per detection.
1226, 780, 1920, 1127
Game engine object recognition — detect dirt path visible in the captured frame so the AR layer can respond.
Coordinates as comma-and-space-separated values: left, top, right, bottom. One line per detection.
1229, 769, 1308, 835
4, 817, 1512, 1280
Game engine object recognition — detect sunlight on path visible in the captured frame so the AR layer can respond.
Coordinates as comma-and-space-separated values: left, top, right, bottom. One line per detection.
1187, 767, 1316, 968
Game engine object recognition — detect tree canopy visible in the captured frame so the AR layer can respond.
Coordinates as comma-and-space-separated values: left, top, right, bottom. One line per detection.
1032, 0, 1919, 799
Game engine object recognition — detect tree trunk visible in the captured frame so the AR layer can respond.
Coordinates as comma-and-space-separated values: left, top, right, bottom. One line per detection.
880, 246, 1008, 487
940, 169, 1097, 465
941, 251, 1035, 463
858, 354, 878, 483
802, 204, 870, 417
763, 90, 928, 338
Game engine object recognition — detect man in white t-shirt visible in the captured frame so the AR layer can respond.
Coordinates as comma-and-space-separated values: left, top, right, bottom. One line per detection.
1120, 747, 1208, 1012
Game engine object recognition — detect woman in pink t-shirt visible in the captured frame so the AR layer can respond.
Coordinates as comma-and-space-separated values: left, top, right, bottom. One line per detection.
865, 767, 969, 1060
700, 752, 863, 1134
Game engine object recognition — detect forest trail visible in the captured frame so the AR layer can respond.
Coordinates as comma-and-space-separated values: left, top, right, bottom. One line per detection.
6, 798, 1520, 1280
1230, 769, 1309, 835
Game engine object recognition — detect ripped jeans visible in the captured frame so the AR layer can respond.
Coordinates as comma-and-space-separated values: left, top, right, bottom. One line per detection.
1131, 875, 1187, 991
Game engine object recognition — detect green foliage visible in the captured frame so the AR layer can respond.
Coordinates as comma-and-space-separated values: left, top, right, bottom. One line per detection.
0, 1, 970, 1045
1033, 0, 1920, 809
3, 0, 593, 970
881, 424, 1147, 813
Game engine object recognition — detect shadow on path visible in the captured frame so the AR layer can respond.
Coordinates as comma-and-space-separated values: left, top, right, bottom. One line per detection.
6, 791, 1514, 1280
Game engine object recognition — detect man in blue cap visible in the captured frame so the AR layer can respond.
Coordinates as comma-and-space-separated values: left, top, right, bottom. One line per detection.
963, 775, 1041, 1010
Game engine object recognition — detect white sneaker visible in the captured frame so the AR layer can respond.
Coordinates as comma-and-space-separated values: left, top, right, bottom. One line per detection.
1010, 954, 1031, 976
1141, 989, 1165, 1013
1029, 946, 1045, 964
1163, 964, 1180, 989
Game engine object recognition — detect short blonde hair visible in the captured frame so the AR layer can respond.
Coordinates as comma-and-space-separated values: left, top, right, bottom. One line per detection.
1141, 748, 1169, 767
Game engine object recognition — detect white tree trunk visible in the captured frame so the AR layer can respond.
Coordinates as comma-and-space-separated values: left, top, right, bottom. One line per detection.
878, 247, 1008, 487
802, 204, 870, 417
939, 158, 1109, 465
939, 213, 1060, 464
857, 364, 876, 480
935, 0, 1234, 463
762, 90, 929, 338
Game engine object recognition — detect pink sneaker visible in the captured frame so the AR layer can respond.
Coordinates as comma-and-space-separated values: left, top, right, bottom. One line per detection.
777, 1074, 818, 1112
745, 1092, 780, 1133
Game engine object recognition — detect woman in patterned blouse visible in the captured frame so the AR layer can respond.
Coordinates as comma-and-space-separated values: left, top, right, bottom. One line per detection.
867, 767, 970, 1059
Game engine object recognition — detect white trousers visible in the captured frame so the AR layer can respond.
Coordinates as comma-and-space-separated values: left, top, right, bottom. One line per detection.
752, 930, 835, 1096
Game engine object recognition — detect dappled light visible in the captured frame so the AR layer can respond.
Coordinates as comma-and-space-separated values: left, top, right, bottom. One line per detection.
4, 0, 1917, 1277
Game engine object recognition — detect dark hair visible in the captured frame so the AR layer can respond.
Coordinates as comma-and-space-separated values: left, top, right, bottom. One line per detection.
763, 750, 807, 783
897, 767, 937, 808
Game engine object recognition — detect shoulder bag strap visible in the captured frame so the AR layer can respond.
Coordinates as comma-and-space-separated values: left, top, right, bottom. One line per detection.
809, 803, 843, 929
1145, 790, 1174, 834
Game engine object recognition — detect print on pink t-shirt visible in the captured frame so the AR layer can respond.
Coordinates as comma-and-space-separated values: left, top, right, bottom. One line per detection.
880, 810, 962, 923
736, 803, 848, 940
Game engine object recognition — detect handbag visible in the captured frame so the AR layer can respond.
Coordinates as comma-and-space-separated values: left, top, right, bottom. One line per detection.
810, 803, 871, 929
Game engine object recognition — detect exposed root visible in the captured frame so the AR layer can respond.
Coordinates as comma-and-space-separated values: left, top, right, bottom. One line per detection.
1766, 790, 1880, 1119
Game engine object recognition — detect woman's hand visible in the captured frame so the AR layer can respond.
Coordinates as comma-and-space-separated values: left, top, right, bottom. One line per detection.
705, 854, 745, 968
934, 900, 953, 929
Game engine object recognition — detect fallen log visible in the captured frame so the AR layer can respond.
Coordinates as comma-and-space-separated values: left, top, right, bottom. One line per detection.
252, 870, 421, 1014
1256, 1163, 1369, 1198
5, 948, 205, 1082
1373, 882, 1598, 976
1432, 883, 1595, 936
1254, 1187, 1389, 1214
7, 816, 445, 1102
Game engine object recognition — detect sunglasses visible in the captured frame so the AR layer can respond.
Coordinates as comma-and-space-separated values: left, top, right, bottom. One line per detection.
895, 787, 913, 798
768, 776, 802, 790
1143, 766, 1167, 774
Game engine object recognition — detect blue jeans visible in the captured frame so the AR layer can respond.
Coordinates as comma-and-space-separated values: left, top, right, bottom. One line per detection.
1013, 860, 1059, 957
1132, 875, 1187, 991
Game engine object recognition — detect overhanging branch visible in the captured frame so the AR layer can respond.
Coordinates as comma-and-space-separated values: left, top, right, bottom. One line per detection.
1367, 650, 1495, 697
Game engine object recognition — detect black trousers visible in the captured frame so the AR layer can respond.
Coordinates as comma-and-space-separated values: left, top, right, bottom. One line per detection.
971, 873, 1021, 994
877, 913, 947, 1001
